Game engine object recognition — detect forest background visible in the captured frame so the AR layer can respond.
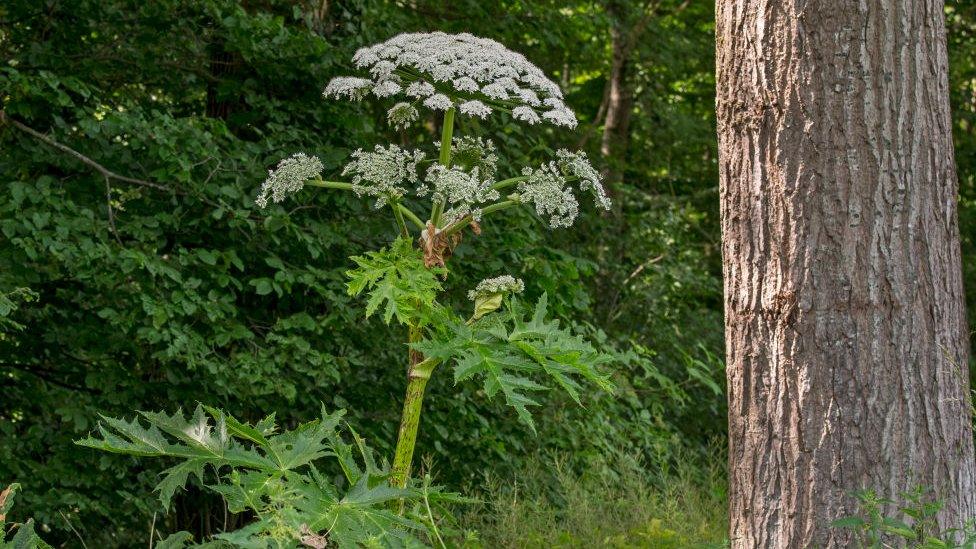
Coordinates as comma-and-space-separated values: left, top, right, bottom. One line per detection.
1, 0, 974, 545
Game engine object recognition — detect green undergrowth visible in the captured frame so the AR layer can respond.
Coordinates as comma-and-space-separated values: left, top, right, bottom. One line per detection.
459, 449, 728, 548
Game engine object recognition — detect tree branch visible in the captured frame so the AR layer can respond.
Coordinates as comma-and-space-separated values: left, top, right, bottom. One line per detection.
0, 110, 172, 192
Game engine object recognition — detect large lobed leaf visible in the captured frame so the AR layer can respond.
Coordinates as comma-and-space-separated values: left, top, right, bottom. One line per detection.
414, 294, 613, 432
345, 238, 446, 325
76, 406, 458, 548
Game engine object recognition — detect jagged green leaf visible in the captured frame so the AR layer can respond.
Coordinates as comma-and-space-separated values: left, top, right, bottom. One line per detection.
345, 237, 445, 325
414, 293, 614, 431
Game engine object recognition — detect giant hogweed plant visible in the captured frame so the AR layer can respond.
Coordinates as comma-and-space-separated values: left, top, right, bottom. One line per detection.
78, 32, 613, 548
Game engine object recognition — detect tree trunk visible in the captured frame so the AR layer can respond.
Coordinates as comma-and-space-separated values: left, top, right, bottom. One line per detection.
601, 6, 635, 189
716, 1, 976, 547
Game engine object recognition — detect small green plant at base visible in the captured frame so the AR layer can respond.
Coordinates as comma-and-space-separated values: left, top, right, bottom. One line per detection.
78, 31, 614, 547
832, 487, 976, 548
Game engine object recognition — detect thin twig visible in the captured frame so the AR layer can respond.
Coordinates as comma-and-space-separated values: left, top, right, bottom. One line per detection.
1, 111, 171, 191
2, 111, 234, 211
1, 361, 99, 393
59, 510, 89, 549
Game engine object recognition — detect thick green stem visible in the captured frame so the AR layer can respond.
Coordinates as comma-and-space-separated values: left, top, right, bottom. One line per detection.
306, 179, 354, 190
398, 204, 426, 231
390, 373, 429, 489
390, 325, 439, 489
430, 108, 456, 227
490, 175, 529, 193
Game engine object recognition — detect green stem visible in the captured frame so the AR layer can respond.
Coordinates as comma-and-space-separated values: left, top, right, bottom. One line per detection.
490, 175, 529, 193
391, 202, 410, 238
390, 326, 440, 489
398, 204, 426, 231
430, 108, 456, 227
306, 179, 354, 191
441, 198, 521, 238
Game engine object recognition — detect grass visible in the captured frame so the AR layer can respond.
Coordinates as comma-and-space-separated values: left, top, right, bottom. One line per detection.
457, 449, 729, 548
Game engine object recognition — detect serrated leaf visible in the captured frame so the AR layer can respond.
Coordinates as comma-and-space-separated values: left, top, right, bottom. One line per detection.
157, 458, 208, 509
345, 237, 444, 325
423, 293, 613, 431
155, 531, 194, 549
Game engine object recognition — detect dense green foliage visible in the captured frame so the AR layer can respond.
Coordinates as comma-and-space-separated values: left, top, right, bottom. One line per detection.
1, 0, 974, 546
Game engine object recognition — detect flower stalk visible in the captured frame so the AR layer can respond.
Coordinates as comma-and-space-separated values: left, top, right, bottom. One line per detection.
430, 108, 456, 227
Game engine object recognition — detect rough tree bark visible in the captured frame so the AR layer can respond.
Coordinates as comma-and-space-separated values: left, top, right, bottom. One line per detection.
716, 1, 976, 547
600, 16, 634, 187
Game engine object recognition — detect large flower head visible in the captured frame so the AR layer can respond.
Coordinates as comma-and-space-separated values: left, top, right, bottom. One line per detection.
323, 32, 577, 128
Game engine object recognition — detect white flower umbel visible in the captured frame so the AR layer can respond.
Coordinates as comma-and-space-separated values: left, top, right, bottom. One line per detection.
387, 102, 419, 130
512, 106, 541, 125
458, 100, 491, 119
322, 77, 373, 101
342, 145, 425, 208
514, 150, 611, 227
327, 32, 578, 127
256, 153, 324, 208
420, 164, 500, 224
423, 93, 454, 111
555, 149, 612, 211
518, 163, 579, 228
467, 275, 525, 301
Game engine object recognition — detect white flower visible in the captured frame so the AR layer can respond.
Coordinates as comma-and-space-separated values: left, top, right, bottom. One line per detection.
405, 81, 436, 98
421, 164, 499, 212
370, 60, 396, 80
342, 145, 425, 208
372, 79, 402, 98
255, 153, 323, 208
518, 164, 579, 228
458, 100, 491, 119
517, 89, 541, 106
453, 77, 480, 92
387, 102, 419, 130
352, 46, 381, 67
323, 77, 372, 101
325, 32, 578, 128
555, 150, 611, 210
542, 108, 577, 128
467, 275, 525, 300
423, 93, 454, 111
512, 106, 541, 125
481, 82, 509, 100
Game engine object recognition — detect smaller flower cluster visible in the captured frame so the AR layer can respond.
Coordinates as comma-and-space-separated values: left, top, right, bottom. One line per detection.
518, 163, 579, 228
387, 102, 419, 130
556, 149, 612, 211
255, 153, 324, 208
420, 165, 499, 225
446, 136, 498, 182
342, 145, 425, 208
517, 150, 611, 228
468, 275, 525, 301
